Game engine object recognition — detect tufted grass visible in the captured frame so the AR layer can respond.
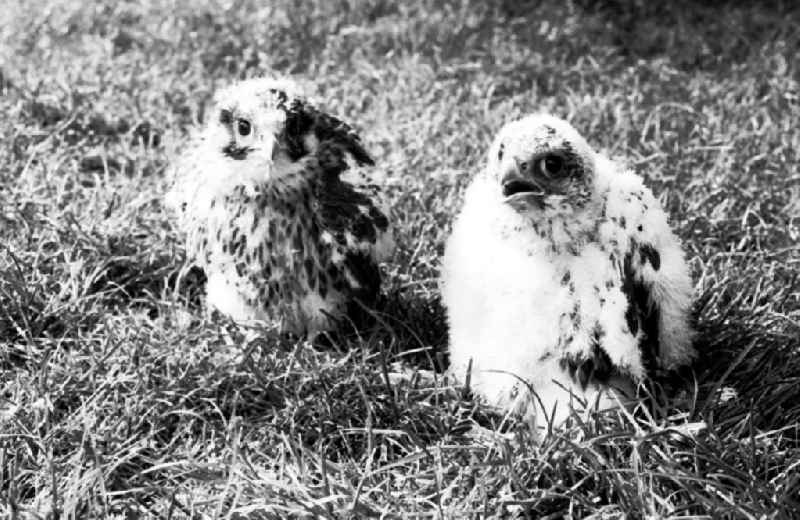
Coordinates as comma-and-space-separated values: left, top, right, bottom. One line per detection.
1, 0, 799, 517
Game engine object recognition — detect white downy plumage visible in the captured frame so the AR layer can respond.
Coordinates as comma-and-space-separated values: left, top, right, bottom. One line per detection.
442, 114, 693, 431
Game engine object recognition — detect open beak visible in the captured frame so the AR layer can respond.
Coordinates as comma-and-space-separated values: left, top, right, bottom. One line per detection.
501, 169, 546, 207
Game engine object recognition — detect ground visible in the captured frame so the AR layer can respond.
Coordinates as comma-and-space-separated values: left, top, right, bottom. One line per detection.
1, 1, 799, 518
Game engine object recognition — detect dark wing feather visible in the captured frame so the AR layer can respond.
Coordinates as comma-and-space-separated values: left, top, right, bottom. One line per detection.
621, 243, 662, 373
283, 99, 374, 166
559, 240, 663, 389
326, 200, 386, 301
310, 143, 390, 309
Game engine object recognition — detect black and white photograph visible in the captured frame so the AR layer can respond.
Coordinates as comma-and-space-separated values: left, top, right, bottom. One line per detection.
1, 1, 799, 517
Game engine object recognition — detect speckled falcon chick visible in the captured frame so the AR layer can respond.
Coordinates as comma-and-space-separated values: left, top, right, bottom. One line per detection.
167, 77, 393, 335
441, 114, 694, 430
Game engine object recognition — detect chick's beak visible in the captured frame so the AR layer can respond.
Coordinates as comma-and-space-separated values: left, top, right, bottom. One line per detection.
500, 160, 545, 206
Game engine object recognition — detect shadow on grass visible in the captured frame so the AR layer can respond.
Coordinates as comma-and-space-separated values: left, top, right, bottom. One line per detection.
688, 255, 800, 436
533, 0, 797, 70
0, 233, 205, 351
315, 285, 449, 370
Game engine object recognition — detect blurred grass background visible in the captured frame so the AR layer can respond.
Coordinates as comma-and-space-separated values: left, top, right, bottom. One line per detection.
1, 0, 799, 517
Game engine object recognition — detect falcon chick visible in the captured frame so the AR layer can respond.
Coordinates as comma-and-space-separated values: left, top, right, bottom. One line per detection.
167, 77, 393, 335
441, 114, 694, 429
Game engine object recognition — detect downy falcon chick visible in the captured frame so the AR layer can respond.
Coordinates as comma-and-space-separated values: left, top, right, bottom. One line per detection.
441, 114, 694, 430
167, 78, 393, 335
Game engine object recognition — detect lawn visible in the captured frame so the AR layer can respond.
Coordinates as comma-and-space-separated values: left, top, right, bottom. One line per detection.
1, 0, 799, 517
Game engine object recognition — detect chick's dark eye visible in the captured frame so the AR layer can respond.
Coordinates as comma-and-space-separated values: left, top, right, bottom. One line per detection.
538, 154, 564, 178
237, 119, 251, 137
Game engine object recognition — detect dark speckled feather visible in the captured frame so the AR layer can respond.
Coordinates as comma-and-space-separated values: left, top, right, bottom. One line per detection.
621, 244, 661, 373
283, 100, 374, 167
312, 142, 390, 307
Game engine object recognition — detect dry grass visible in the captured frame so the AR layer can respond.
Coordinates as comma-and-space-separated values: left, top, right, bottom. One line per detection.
1, 0, 799, 517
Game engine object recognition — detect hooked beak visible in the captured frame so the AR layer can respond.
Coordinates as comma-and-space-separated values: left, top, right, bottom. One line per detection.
223, 134, 281, 162
501, 163, 546, 208
222, 143, 253, 160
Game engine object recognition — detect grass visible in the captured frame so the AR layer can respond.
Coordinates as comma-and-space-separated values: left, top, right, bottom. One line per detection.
1, 0, 799, 517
